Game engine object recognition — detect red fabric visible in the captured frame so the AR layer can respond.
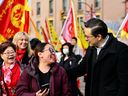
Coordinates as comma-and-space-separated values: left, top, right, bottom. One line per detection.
41, 26, 49, 43
1, 63, 21, 96
61, 4, 75, 43
77, 79, 80, 88
16, 49, 27, 62
2, 64, 12, 86
123, 20, 128, 33
24, 11, 30, 33
45, 19, 51, 41
0, 0, 27, 39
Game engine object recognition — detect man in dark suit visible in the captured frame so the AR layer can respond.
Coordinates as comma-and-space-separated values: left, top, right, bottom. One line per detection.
68, 18, 128, 96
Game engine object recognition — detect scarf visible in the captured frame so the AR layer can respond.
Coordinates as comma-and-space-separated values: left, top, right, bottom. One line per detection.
2, 63, 14, 86
16, 49, 27, 62
1, 63, 21, 96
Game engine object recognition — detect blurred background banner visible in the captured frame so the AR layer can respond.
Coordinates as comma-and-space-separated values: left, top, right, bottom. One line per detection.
0, 0, 30, 43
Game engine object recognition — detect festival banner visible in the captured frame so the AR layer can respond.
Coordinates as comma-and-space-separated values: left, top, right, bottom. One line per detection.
47, 20, 62, 51
61, 1, 75, 43
0, 0, 29, 42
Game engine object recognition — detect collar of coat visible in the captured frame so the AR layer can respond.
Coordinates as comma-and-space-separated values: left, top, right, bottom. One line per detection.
25, 56, 60, 79
87, 33, 117, 63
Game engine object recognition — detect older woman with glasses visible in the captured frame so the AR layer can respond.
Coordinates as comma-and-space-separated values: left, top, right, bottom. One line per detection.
16, 42, 71, 96
0, 41, 21, 96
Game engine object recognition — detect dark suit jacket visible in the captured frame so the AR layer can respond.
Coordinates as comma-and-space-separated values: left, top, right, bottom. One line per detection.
68, 33, 128, 96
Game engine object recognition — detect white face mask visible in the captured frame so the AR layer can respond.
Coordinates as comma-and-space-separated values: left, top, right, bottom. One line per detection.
63, 48, 69, 55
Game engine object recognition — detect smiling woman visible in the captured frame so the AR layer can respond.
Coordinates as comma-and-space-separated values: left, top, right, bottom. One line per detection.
12, 32, 33, 70
16, 42, 71, 96
0, 41, 21, 96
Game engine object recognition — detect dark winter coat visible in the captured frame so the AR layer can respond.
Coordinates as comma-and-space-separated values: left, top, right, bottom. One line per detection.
16, 57, 71, 96
60, 54, 81, 96
60, 54, 80, 70
68, 33, 128, 96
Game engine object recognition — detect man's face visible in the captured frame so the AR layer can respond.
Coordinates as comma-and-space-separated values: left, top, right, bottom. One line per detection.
84, 28, 99, 47
71, 39, 77, 46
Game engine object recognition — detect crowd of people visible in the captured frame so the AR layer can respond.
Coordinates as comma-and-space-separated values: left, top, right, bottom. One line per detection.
0, 18, 128, 96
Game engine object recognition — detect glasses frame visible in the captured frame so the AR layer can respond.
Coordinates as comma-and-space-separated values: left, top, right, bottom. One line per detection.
3, 51, 16, 55
42, 47, 55, 54
85, 34, 95, 39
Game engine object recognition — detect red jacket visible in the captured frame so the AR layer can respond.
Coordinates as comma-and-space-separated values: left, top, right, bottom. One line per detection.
16, 57, 71, 96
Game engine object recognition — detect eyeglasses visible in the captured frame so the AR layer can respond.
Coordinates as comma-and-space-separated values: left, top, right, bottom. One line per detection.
85, 34, 94, 39
42, 48, 55, 54
3, 51, 15, 55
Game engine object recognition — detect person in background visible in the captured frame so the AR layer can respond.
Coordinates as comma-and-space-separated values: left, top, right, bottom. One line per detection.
12, 32, 33, 71
68, 18, 128, 96
59, 42, 82, 96
30, 38, 41, 51
71, 37, 84, 57
0, 41, 21, 96
16, 42, 71, 96
71, 37, 85, 95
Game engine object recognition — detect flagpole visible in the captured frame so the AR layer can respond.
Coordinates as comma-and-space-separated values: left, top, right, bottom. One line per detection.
116, 13, 128, 38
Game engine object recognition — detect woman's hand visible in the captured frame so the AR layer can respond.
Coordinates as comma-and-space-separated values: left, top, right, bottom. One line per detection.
36, 89, 49, 96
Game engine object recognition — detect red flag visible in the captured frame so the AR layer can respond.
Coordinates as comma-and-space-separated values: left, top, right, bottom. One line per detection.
117, 13, 128, 39
45, 19, 51, 42
61, 3, 75, 43
40, 26, 49, 43
0, 0, 29, 40
123, 21, 128, 32
24, 11, 30, 33
121, 20, 128, 39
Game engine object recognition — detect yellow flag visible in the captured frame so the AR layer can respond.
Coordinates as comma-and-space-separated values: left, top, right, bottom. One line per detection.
47, 21, 62, 51
0, 34, 7, 44
77, 22, 88, 49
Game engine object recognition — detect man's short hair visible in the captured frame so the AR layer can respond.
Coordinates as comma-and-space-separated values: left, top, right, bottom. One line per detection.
84, 18, 108, 39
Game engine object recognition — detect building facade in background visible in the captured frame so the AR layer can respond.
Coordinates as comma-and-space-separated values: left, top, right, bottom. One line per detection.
30, 0, 127, 39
